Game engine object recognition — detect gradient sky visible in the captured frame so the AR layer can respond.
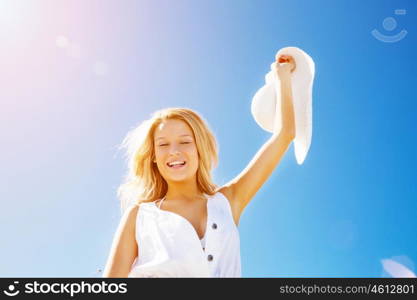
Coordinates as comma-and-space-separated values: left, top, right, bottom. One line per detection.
0, 0, 416, 277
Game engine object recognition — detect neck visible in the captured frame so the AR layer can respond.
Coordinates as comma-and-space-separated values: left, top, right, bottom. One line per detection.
164, 178, 204, 202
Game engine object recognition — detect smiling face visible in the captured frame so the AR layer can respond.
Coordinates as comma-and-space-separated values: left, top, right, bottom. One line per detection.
153, 118, 199, 183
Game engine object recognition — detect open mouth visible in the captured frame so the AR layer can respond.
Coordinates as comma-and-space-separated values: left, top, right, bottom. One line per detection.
166, 161, 186, 169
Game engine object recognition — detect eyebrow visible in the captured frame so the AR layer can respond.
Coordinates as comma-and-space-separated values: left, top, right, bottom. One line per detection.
155, 134, 193, 141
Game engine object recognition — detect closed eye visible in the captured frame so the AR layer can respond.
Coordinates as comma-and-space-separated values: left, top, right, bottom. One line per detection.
158, 142, 191, 147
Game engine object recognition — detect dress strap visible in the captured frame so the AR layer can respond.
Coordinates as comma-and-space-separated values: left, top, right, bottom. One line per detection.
157, 196, 166, 209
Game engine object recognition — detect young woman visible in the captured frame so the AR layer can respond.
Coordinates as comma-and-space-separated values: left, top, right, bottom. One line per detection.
103, 54, 296, 277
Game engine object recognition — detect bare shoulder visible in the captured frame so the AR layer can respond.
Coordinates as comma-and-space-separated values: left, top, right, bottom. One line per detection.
124, 203, 140, 219
102, 203, 140, 277
217, 185, 241, 227
118, 203, 141, 235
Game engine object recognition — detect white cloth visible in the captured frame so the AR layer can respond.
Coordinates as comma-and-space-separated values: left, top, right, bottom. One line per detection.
251, 46, 315, 165
200, 232, 206, 249
127, 192, 241, 278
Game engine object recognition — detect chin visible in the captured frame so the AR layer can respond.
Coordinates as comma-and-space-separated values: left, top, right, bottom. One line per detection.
164, 171, 197, 183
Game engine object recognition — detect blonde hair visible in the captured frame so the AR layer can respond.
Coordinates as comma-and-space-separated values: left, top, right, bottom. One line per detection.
117, 107, 219, 214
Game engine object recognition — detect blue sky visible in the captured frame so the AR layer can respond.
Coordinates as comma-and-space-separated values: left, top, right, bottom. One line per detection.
0, 0, 416, 277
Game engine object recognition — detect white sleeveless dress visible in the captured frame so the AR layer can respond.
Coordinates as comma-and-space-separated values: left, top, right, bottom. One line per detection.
127, 192, 241, 277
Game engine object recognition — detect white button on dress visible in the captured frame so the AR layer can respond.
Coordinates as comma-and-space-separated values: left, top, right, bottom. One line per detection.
127, 192, 241, 278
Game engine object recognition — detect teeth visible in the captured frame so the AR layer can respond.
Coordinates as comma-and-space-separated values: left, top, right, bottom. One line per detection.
168, 161, 185, 167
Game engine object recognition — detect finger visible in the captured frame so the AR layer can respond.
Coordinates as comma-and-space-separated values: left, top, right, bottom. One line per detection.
278, 56, 289, 63
276, 54, 286, 62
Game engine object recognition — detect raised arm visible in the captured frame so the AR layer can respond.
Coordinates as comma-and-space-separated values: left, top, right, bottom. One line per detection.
219, 55, 296, 224
102, 205, 139, 277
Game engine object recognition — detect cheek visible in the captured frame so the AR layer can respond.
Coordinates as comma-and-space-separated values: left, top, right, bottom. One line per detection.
188, 147, 199, 165
154, 148, 165, 163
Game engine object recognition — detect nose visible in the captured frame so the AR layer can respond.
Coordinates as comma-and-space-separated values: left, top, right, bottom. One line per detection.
168, 144, 181, 156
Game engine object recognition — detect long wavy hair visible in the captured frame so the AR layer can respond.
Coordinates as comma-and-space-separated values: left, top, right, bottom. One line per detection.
117, 107, 219, 214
